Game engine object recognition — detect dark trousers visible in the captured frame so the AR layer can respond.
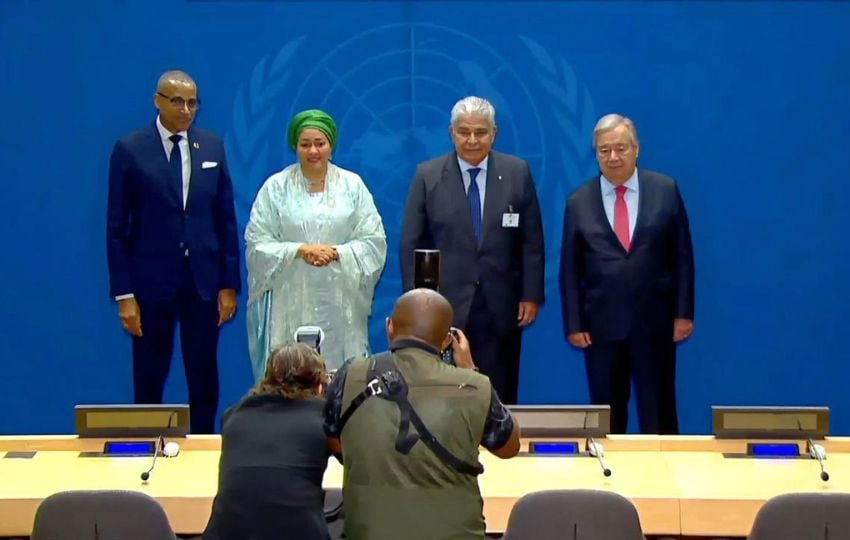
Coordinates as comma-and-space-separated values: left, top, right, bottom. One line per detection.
463, 289, 522, 404
584, 333, 678, 434
132, 259, 220, 433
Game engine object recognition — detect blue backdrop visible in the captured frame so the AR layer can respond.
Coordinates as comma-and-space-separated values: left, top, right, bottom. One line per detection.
2, 1, 848, 434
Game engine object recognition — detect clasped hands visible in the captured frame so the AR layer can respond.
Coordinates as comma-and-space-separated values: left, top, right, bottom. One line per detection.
298, 244, 339, 267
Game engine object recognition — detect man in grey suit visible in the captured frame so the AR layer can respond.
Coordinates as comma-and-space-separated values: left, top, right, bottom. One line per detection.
400, 96, 545, 404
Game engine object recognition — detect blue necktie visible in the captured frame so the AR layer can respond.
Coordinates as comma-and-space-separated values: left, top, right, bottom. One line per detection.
467, 167, 482, 242
169, 134, 183, 205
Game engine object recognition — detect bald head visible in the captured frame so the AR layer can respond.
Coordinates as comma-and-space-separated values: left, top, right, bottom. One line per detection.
156, 70, 195, 92
154, 70, 198, 134
387, 289, 454, 349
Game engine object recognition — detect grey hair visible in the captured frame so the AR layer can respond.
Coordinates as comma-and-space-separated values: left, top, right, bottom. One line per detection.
156, 70, 196, 92
450, 96, 496, 129
592, 113, 639, 148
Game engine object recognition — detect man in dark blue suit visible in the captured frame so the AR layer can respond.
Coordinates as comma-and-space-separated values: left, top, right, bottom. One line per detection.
400, 96, 545, 404
560, 114, 695, 434
106, 71, 240, 433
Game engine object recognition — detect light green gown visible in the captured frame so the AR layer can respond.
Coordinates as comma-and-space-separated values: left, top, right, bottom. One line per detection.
245, 163, 386, 379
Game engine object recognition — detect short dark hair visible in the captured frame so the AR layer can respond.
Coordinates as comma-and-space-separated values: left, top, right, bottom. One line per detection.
252, 343, 328, 400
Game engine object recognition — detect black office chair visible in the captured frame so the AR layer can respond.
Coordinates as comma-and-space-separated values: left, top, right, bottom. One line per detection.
748, 492, 850, 540
31, 490, 176, 540
502, 489, 645, 540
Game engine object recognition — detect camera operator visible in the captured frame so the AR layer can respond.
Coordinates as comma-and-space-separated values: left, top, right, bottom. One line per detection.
322, 288, 520, 540
204, 344, 335, 540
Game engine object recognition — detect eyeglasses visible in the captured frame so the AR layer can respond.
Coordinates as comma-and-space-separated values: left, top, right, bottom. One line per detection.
157, 92, 201, 110
596, 144, 633, 157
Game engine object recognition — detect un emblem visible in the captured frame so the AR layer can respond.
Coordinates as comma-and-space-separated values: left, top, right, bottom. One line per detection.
226, 24, 597, 344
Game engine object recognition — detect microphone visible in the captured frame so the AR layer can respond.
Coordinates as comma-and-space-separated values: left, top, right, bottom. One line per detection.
808, 439, 830, 482
794, 416, 829, 481
587, 436, 612, 477
140, 435, 164, 482
140, 409, 181, 482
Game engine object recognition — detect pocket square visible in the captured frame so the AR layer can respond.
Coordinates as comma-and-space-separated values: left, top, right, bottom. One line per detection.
202, 161, 218, 169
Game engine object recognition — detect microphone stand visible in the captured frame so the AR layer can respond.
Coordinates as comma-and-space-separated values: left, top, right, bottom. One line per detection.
587, 436, 612, 478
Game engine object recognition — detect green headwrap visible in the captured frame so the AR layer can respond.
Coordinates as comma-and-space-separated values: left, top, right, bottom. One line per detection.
287, 109, 338, 151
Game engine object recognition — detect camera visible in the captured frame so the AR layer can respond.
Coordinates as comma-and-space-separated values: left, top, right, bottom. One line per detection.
441, 327, 459, 365
294, 325, 325, 353
294, 326, 336, 382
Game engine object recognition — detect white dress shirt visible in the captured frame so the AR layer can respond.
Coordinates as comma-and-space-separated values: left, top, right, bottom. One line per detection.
600, 168, 639, 241
457, 155, 489, 218
156, 115, 191, 208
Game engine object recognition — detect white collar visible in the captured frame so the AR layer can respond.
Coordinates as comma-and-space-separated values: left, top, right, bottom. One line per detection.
156, 115, 189, 142
457, 155, 489, 175
600, 168, 639, 195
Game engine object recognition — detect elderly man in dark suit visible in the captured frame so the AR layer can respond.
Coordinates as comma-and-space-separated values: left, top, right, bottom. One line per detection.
400, 96, 545, 404
106, 70, 240, 433
560, 113, 695, 434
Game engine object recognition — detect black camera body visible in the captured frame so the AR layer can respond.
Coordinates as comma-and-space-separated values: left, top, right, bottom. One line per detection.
441, 328, 459, 365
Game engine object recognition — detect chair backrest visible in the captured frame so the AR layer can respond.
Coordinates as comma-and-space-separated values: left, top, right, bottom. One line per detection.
748, 492, 850, 540
324, 487, 344, 523
502, 489, 645, 540
31, 490, 177, 540
324, 487, 345, 540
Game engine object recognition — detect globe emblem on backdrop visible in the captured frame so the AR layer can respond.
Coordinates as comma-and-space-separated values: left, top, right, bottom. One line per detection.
227, 23, 597, 345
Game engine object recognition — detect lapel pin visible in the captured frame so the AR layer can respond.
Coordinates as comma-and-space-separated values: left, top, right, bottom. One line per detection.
193, 142, 200, 149
498, 175, 503, 181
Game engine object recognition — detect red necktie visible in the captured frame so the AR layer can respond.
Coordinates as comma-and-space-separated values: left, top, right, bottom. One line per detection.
614, 185, 630, 251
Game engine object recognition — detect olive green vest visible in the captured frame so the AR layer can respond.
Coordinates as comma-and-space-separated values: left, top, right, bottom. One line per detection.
340, 346, 492, 540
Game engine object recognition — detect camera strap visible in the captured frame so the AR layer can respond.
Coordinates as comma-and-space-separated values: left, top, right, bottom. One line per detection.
337, 352, 484, 477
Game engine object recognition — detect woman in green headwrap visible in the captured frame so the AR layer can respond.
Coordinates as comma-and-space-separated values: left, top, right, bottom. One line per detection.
245, 109, 387, 380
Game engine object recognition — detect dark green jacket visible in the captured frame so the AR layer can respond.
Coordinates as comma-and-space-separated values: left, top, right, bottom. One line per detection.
340, 343, 492, 540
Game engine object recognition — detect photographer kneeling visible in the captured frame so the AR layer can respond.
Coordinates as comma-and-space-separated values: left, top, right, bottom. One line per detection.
323, 288, 521, 540
204, 343, 336, 540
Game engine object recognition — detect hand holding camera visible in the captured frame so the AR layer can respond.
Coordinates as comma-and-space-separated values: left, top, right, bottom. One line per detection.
447, 328, 476, 371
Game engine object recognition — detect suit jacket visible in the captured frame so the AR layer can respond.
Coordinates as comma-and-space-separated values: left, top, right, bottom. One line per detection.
400, 151, 544, 330
106, 122, 241, 303
559, 169, 694, 341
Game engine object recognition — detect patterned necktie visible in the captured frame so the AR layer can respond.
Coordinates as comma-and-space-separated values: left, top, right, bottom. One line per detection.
467, 167, 482, 241
169, 134, 183, 205
614, 185, 630, 251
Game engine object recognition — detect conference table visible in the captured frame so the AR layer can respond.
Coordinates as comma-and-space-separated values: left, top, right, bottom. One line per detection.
1, 435, 849, 537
